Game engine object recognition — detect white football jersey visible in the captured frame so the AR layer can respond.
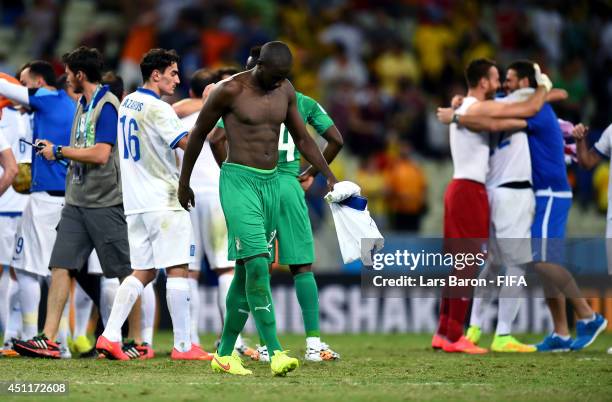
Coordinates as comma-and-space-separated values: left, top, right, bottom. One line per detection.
175, 111, 220, 194
0, 108, 31, 213
118, 88, 188, 215
486, 88, 533, 189
450, 96, 489, 183
594, 123, 612, 219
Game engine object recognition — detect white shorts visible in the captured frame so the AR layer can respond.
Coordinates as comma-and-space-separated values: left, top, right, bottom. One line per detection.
0, 215, 21, 266
127, 210, 194, 270
87, 249, 103, 275
189, 191, 234, 271
488, 187, 534, 266
11, 193, 64, 277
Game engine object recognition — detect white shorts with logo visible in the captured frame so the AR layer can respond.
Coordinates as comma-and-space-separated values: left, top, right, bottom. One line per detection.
11, 193, 64, 277
127, 210, 194, 270
189, 191, 234, 271
0, 215, 21, 266
488, 187, 535, 266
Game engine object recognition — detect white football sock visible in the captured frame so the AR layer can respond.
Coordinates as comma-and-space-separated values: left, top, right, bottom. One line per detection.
3, 275, 21, 344
469, 297, 486, 328
496, 265, 525, 335
496, 298, 521, 335
15, 270, 41, 339
217, 272, 233, 321
306, 336, 321, 350
469, 261, 499, 328
102, 276, 143, 342
0, 270, 9, 332
57, 301, 70, 348
140, 282, 156, 345
74, 282, 93, 338
235, 334, 245, 349
166, 277, 191, 352
554, 332, 571, 341
578, 313, 596, 324
188, 277, 200, 346
99, 277, 119, 326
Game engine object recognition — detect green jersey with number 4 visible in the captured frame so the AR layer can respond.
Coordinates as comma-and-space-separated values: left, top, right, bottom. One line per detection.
215, 91, 334, 176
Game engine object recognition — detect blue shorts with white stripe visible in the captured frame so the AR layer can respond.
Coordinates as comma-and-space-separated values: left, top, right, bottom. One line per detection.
531, 189, 572, 263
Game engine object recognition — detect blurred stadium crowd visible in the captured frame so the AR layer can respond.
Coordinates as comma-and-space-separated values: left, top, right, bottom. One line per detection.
0, 0, 610, 234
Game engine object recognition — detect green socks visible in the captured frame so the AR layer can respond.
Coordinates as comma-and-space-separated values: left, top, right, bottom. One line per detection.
218, 262, 321, 356
218, 263, 250, 356
294, 271, 320, 337
244, 256, 282, 353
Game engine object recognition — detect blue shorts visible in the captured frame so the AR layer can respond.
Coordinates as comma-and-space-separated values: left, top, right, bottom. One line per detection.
531, 189, 572, 263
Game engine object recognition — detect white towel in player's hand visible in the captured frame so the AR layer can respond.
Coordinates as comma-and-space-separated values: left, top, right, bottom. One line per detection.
324, 181, 361, 203
327, 193, 384, 264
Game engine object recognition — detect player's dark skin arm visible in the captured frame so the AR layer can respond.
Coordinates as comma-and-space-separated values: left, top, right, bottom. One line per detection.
208, 126, 227, 167
299, 125, 343, 180
178, 80, 235, 209
284, 88, 338, 189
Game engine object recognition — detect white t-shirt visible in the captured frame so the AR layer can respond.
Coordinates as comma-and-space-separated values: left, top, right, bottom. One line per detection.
0, 108, 31, 213
486, 88, 533, 189
450, 96, 489, 184
593, 123, 612, 219
118, 88, 188, 215
175, 111, 220, 194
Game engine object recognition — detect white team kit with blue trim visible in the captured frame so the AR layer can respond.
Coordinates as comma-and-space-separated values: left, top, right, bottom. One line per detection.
176, 112, 234, 271
592, 123, 612, 274
593, 124, 612, 232
0, 109, 31, 265
486, 88, 535, 266
118, 88, 194, 269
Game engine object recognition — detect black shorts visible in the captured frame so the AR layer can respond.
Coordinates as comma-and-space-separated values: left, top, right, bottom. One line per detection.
49, 204, 132, 278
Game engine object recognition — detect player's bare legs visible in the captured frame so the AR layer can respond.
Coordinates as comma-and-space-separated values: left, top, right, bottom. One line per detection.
546, 295, 570, 336
533, 261, 606, 351
534, 262, 595, 320
41, 268, 71, 341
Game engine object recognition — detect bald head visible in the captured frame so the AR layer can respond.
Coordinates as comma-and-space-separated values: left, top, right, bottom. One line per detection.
259, 41, 292, 70
253, 41, 293, 91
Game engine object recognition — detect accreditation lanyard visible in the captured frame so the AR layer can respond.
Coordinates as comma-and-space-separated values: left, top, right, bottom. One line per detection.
73, 85, 101, 184
76, 85, 101, 147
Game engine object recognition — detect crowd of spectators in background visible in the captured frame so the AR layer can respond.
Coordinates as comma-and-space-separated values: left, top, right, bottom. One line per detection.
1, 0, 611, 232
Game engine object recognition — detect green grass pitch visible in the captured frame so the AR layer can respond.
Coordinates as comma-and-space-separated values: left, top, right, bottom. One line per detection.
1, 332, 611, 402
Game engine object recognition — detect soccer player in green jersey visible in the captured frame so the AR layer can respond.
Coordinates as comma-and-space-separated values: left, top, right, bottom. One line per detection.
210, 46, 344, 362
179, 41, 338, 376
